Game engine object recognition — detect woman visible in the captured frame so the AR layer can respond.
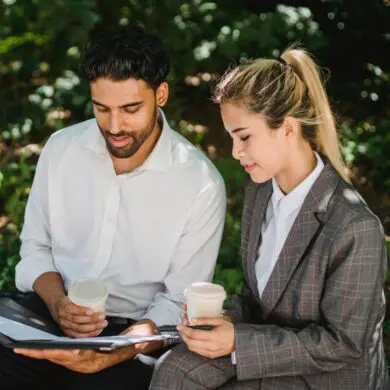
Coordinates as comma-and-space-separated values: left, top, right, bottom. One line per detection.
149, 47, 389, 389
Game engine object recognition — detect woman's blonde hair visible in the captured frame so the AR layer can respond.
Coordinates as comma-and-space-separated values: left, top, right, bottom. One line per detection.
213, 45, 348, 181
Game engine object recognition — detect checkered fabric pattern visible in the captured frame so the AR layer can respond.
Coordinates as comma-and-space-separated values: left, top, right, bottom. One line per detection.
150, 161, 389, 390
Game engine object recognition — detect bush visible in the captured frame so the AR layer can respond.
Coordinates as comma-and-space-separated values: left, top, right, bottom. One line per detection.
1, 0, 389, 297
0, 152, 36, 291
343, 119, 390, 194
212, 158, 248, 294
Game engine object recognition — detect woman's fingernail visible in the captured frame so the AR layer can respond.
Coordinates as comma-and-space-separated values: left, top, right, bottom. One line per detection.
86, 310, 93, 315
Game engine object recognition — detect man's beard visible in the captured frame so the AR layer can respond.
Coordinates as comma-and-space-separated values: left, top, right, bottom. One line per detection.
98, 108, 158, 159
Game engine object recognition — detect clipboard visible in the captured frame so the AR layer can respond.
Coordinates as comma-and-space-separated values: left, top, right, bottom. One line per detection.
0, 331, 178, 351
0, 298, 179, 351
0, 332, 120, 351
0, 297, 61, 335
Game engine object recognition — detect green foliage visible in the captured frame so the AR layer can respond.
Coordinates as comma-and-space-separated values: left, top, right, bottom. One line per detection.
212, 158, 248, 294
0, 0, 101, 291
384, 319, 390, 336
0, 153, 35, 291
343, 119, 390, 192
1, 0, 389, 297
386, 240, 390, 286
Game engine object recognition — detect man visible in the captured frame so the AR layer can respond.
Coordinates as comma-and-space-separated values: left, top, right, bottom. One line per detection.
0, 25, 226, 390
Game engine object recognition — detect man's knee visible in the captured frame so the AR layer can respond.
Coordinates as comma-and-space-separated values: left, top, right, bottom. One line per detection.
0, 343, 66, 390
67, 358, 153, 390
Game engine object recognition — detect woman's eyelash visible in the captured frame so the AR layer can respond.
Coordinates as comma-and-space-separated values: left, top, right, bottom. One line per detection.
241, 135, 250, 141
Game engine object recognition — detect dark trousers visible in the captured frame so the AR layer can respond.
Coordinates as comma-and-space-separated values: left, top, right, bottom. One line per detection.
0, 294, 162, 390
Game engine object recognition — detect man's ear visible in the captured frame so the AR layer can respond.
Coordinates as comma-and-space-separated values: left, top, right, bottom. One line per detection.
156, 82, 169, 107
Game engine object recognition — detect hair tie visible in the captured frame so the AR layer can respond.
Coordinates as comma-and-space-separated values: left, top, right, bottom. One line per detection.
279, 57, 288, 66
278, 58, 296, 76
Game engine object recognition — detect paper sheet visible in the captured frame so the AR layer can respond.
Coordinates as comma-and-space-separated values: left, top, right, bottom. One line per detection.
0, 316, 60, 340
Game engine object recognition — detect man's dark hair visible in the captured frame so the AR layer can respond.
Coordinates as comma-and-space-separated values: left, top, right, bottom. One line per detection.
80, 25, 169, 88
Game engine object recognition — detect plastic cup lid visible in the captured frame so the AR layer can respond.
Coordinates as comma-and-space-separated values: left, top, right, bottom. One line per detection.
68, 278, 108, 304
185, 282, 226, 300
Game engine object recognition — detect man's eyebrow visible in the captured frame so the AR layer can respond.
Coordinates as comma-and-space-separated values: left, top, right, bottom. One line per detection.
120, 101, 143, 108
91, 100, 143, 108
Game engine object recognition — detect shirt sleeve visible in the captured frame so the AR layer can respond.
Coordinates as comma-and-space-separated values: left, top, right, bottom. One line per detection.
140, 178, 226, 326
15, 138, 59, 292
233, 216, 387, 380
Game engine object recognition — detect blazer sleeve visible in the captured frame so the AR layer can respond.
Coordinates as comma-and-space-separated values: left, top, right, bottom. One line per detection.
233, 215, 387, 381
223, 281, 251, 323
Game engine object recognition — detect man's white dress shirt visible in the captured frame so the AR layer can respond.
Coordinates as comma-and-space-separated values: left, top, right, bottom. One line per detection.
16, 111, 226, 326
232, 152, 324, 364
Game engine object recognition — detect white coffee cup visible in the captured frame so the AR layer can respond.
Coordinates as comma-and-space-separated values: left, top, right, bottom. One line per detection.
68, 278, 108, 313
185, 282, 227, 324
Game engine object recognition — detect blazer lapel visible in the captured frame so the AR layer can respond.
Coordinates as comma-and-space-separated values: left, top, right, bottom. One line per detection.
260, 161, 341, 319
244, 181, 272, 302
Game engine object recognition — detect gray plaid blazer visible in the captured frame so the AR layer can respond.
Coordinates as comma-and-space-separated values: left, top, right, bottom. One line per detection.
226, 160, 389, 389
150, 161, 389, 390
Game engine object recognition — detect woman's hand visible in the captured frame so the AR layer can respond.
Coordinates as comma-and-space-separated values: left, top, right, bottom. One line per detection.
177, 316, 235, 359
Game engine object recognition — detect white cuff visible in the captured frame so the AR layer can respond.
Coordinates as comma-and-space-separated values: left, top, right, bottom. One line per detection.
15, 254, 57, 292
231, 351, 237, 365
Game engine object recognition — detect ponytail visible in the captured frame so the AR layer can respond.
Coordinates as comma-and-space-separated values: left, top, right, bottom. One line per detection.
281, 47, 348, 181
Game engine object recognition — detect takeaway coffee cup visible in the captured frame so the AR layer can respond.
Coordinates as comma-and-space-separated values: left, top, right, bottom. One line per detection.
184, 282, 227, 324
68, 278, 108, 313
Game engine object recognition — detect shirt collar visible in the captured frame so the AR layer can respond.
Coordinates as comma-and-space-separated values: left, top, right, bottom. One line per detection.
140, 109, 172, 172
78, 118, 107, 157
271, 152, 324, 215
78, 109, 173, 172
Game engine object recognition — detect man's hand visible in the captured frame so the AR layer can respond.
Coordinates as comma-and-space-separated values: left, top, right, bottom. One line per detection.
178, 316, 235, 359
13, 348, 130, 374
50, 296, 108, 338
14, 319, 163, 373
33, 272, 107, 338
